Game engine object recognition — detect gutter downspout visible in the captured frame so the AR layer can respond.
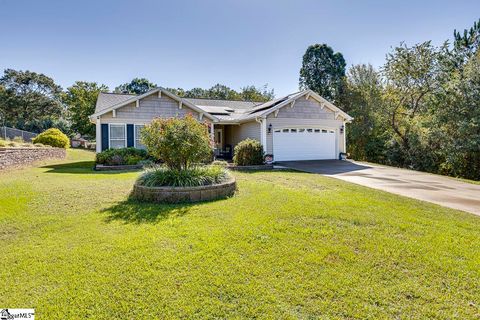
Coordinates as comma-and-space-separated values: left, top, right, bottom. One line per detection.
256, 117, 267, 153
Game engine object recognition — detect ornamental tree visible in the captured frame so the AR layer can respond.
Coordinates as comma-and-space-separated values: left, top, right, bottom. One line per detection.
140, 114, 212, 170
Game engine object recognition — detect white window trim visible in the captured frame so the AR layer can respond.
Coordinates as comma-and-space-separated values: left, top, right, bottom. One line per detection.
273, 125, 338, 131
134, 124, 146, 149
109, 123, 127, 149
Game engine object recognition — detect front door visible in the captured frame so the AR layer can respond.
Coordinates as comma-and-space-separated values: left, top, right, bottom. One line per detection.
214, 129, 223, 155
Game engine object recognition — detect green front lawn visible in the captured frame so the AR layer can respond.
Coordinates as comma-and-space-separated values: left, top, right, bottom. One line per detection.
1, 150, 479, 319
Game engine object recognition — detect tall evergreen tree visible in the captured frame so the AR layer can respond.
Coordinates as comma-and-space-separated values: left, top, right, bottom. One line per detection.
299, 44, 346, 102
454, 18, 480, 57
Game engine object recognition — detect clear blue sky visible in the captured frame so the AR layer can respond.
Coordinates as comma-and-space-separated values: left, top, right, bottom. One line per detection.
1, 0, 479, 96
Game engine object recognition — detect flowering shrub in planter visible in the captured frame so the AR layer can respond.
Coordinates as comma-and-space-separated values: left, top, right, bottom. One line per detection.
133, 115, 236, 203
141, 114, 212, 171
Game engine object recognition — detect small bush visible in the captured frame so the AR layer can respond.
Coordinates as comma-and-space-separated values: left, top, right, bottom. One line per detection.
0, 139, 6, 147
33, 128, 70, 148
96, 147, 149, 166
12, 136, 24, 143
124, 154, 144, 165
233, 138, 264, 166
138, 165, 229, 187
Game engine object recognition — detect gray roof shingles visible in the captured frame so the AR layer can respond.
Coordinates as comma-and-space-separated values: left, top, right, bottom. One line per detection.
95, 92, 136, 113
94, 90, 318, 123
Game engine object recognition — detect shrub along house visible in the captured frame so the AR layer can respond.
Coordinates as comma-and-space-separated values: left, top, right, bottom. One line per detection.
90, 87, 353, 161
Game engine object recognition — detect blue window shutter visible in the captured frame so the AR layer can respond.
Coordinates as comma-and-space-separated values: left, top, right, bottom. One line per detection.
101, 124, 109, 151
127, 124, 134, 147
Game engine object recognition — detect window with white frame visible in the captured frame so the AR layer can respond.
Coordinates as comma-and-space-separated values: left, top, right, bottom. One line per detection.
109, 124, 126, 149
135, 125, 146, 149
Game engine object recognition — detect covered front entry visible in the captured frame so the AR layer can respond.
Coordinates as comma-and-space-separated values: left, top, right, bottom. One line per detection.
213, 124, 234, 159
273, 127, 337, 161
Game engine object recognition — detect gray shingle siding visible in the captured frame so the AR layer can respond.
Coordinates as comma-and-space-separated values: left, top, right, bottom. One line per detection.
100, 94, 200, 123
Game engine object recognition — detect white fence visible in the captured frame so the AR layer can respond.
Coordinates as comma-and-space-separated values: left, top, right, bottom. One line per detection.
0, 126, 38, 142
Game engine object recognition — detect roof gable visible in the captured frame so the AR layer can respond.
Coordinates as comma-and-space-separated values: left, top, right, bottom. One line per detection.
91, 88, 218, 121
242, 90, 353, 122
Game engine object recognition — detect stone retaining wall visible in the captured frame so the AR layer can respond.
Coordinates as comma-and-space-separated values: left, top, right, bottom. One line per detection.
0, 147, 66, 170
131, 177, 236, 203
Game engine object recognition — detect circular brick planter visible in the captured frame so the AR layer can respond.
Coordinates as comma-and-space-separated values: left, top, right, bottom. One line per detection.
131, 177, 236, 203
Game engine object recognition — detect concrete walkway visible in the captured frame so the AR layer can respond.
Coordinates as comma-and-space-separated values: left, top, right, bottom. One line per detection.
278, 160, 480, 216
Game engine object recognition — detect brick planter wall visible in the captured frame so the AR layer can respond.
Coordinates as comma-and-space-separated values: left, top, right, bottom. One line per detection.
131, 177, 236, 203
0, 147, 66, 170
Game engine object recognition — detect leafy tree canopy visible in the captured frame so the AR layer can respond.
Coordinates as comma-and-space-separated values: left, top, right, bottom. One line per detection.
239, 85, 274, 102
382, 41, 440, 162
165, 83, 274, 102
114, 78, 157, 95
299, 44, 346, 102
340, 18, 480, 180
0, 69, 63, 132
63, 81, 108, 138
342, 64, 387, 162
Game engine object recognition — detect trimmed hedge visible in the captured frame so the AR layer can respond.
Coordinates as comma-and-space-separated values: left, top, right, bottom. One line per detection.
233, 138, 264, 166
32, 128, 70, 148
96, 147, 149, 166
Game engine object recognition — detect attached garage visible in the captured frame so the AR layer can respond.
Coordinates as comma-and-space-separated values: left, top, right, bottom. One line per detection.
273, 127, 337, 161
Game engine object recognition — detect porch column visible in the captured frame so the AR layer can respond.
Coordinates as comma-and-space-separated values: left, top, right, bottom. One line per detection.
210, 122, 215, 142
261, 117, 267, 153
96, 117, 101, 152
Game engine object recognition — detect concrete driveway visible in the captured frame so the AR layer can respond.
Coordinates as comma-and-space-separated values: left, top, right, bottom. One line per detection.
278, 160, 480, 216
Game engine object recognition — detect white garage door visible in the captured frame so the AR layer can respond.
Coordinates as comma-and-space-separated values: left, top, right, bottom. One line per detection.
273, 128, 336, 161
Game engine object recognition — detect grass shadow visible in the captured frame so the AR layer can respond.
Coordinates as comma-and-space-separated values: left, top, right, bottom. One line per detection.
102, 198, 193, 224
41, 161, 142, 174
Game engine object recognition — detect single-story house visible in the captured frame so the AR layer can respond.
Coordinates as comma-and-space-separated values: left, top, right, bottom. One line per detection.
89, 87, 353, 161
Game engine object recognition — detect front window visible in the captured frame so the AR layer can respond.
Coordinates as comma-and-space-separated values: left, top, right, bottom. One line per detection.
135, 125, 146, 149
109, 124, 126, 149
